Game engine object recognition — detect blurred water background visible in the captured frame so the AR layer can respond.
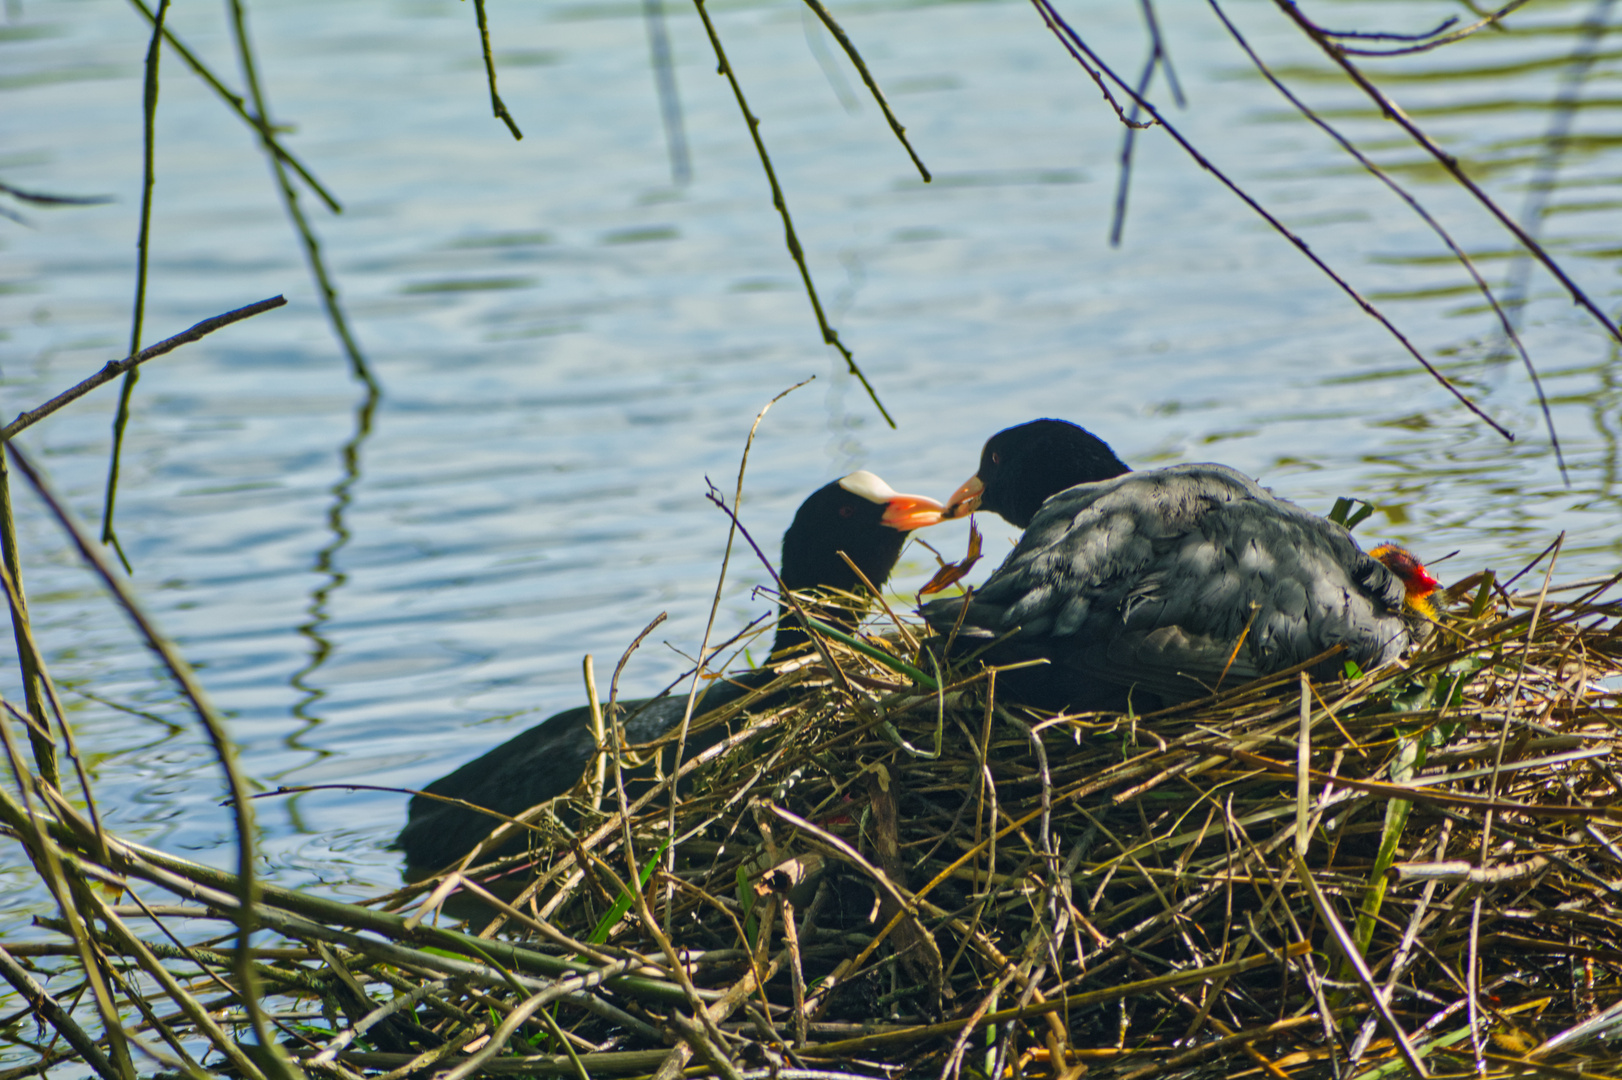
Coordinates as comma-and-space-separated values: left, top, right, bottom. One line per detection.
1, 0, 1618, 926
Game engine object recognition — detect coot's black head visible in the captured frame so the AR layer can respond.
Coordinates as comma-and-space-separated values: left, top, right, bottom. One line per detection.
773, 471, 943, 655
945, 418, 1131, 529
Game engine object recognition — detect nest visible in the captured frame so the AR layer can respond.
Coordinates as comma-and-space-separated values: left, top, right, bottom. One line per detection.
6, 567, 1622, 1080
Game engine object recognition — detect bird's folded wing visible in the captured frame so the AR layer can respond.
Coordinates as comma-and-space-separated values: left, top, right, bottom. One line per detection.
924, 464, 1410, 698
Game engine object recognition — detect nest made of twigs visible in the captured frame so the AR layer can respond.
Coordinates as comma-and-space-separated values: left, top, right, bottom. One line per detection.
7, 569, 1622, 1080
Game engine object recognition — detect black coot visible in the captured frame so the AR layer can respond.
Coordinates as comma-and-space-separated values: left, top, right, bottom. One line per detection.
923, 419, 1437, 712
396, 472, 943, 871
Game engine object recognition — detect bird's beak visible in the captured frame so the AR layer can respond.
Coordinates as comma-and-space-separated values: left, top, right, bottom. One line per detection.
881, 492, 947, 531
944, 475, 984, 520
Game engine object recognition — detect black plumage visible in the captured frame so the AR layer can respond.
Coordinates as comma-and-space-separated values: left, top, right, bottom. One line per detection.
924, 419, 1420, 712
395, 472, 942, 872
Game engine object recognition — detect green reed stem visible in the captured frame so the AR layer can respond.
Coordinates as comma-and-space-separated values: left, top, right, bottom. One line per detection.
798, 0, 930, 181
473, 0, 523, 139
101, 0, 170, 572
6, 444, 295, 1080
0, 455, 53, 785
803, 617, 939, 690
125, 0, 341, 213
0, 726, 135, 1079
227, 0, 375, 393
688, 0, 894, 429
0, 945, 120, 1080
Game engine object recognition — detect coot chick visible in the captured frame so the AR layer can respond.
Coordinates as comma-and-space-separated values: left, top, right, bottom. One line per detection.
923, 419, 1436, 711
1367, 542, 1442, 622
396, 472, 943, 872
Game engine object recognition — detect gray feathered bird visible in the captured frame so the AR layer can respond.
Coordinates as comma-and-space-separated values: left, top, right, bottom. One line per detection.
923, 419, 1438, 712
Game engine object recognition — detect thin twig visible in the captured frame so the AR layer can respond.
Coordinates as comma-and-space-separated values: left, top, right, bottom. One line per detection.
1207, 0, 1562, 476
3, 297, 288, 441
125, 0, 342, 213
100, 0, 170, 570
1274, 0, 1622, 351
1339, 0, 1535, 56
1030, 0, 1514, 442
702, 483, 854, 700
687, 0, 894, 428
798, 0, 930, 181
471, 0, 523, 140
666, 379, 812, 916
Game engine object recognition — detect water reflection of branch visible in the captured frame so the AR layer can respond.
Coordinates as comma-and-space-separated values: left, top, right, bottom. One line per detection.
69, 687, 185, 742
803, 7, 859, 114
0, 180, 115, 206
280, 382, 381, 824
0, 180, 114, 228
1109, 0, 1184, 247
644, 0, 691, 185
1273, 0, 1621, 354
1029, 0, 1513, 442
1207, 0, 1565, 479
1595, 345, 1619, 504
1495, 0, 1615, 341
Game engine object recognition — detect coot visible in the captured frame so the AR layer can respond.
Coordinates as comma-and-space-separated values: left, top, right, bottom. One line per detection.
923, 419, 1436, 711
396, 472, 943, 871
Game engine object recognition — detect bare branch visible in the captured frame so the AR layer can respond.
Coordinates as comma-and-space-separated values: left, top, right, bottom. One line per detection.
3, 297, 287, 442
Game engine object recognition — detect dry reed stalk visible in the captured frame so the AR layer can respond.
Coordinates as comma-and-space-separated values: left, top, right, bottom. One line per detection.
6, 565, 1617, 1079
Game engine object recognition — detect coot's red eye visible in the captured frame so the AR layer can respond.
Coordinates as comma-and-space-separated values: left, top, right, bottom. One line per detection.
839, 505, 855, 518
990, 452, 1001, 465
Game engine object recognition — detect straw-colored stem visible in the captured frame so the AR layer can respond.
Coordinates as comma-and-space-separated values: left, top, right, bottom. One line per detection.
5, 444, 286, 1077
0, 944, 121, 1080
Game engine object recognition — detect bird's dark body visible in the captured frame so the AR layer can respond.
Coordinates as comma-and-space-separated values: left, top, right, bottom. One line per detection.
926, 463, 1411, 711
395, 472, 940, 873
394, 671, 779, 872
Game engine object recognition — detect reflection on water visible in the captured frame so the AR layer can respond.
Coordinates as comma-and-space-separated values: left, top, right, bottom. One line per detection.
0, 0, 1619, 933
278, 382, 379, 837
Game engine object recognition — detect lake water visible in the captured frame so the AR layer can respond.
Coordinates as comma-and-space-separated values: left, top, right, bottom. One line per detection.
2, 0, 1618, 924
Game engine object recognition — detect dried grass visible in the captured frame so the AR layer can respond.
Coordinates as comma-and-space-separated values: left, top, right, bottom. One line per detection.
6, 559, 1621, 1080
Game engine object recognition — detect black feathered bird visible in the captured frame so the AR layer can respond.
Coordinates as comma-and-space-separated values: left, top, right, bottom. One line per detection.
923, 419, 1438, 712
396, 472, 943, 872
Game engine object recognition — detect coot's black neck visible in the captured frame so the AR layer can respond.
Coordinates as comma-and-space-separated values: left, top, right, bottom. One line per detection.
770, 530, 908, 657
760, 472, 929, 660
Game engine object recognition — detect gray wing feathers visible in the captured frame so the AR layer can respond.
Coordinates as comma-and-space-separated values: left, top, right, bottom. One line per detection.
924, 464, 1411, 702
